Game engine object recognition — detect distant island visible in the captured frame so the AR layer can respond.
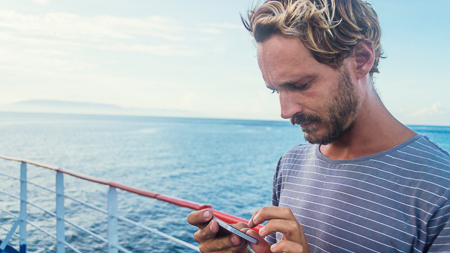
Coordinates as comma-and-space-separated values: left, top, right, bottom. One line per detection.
0, 100, 199, 118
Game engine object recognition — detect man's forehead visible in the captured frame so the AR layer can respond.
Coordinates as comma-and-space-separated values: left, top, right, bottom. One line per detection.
257, 34, 310, 53
256, 34, 320, 85
256, 35, 314, 67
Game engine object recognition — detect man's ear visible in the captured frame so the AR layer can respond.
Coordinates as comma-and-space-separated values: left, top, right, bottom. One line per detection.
354, 40, 375, 80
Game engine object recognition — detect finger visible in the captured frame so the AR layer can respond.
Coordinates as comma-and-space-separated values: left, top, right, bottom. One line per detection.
231, 222, 248, 230
187, 209, 213, 228
262, 220, 309, 252
248, 209, 260, 228
194, 219, 220, 243
216, 222, 247, 247
259, 219, 303, 240
251, 206, 295, 226
270, 239, 305, 253
242, 228, 272, 253
198, 234, 247, 253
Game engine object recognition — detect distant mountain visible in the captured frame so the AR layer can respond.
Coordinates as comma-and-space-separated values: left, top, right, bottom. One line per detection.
12, 100, 122, 110
0, 100, 201, 118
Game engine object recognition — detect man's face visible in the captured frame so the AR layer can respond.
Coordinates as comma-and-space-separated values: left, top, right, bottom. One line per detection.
257, 34, 359, 145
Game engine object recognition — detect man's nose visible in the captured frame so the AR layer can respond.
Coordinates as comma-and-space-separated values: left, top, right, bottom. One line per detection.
280, 91, 302, 119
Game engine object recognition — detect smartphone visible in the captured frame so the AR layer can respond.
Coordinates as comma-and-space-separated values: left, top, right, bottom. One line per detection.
212, 216, 259, 245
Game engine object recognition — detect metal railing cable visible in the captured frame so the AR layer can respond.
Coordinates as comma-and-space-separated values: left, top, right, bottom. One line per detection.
24, 219, 82, 253
63, 194, 108, 214
14, 177, 107, 216
0, 157, 204, 252
0, 155, 263, 252
0, 207, 82, 253
1, 178, 193, 251
0, 182, 111, 244
1, 188, 110, 245
0, 155, 263, 229
0, 209, 19, 220
0, 226, 18, 239
0, 209, 20, 239
63, 192, 199, 251
0, 171, 18, 181
0, 177, 189, 252
0, 189, 54, 217
115, 214, 200, 251
0, 191, 84, 253
1, 205, 122, 253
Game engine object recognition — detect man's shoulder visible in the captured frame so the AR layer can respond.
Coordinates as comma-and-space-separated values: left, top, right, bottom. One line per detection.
413, 135, 450, 158
274, 143, 316, 178
283, 143, 316, 157
381, 135, 450, 189
402, 135, 450, 166
277, 143, 317, 167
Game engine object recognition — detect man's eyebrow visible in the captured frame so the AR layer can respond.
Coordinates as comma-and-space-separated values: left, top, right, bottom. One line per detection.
266, 75, 315, 89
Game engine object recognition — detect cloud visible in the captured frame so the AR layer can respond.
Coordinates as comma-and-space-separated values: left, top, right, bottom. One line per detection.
0, 11, 183, 41
97, 43, 200, 56
32, 0, 50, 5
201, 23, 243, 30
0, 10, 239, 76
0, 8, 257, 118
0, 10, 237, 50
412, 102, 446, 117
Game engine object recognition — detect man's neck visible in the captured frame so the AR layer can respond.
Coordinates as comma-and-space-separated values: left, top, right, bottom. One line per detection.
319, 91, 416, 160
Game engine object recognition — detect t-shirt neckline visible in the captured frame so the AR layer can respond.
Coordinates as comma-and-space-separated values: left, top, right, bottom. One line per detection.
314, 134, 423, 164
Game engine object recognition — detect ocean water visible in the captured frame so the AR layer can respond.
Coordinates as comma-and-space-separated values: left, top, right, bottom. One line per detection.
0, 112, 449, 252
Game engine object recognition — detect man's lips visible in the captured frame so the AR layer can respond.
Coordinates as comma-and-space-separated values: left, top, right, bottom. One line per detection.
291, 117, 315, 127
300, 122, 314, 128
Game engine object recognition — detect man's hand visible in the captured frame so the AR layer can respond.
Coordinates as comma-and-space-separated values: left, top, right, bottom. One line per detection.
247, 206, 310, 253
187, 209, 250, 253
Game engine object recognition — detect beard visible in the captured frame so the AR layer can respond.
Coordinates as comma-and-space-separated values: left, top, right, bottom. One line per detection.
290, 67, 359, 145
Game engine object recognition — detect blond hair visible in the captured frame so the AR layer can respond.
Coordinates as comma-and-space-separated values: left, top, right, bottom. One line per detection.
243, 0, 383, 76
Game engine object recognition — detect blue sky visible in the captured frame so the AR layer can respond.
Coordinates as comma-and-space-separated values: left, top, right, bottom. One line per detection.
1, 0, 449, 125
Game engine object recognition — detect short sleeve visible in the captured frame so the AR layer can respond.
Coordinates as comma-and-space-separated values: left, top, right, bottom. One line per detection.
426, 190, 450, 252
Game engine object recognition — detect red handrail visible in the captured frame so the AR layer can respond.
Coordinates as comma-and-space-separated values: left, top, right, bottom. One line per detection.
0, 155, 263, 232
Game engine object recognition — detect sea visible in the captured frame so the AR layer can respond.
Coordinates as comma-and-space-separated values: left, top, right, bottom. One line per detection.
0, 112, 449, 252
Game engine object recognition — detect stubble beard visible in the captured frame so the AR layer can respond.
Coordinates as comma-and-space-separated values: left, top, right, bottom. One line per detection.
291, 67, 359, 145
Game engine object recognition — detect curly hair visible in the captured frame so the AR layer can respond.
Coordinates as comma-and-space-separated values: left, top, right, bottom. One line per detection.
242, 0, 383, 76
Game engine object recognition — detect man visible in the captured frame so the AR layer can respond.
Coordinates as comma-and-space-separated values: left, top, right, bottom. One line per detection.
187, 0, 450, 252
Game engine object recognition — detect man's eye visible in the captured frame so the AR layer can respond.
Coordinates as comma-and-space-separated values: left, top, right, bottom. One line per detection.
294, 83, 308, 90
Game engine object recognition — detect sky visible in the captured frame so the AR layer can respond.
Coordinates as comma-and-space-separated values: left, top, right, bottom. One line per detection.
0, 0, 449, 125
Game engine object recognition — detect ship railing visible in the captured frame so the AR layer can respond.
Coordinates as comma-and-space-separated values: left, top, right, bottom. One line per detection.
0, 155, 262, 253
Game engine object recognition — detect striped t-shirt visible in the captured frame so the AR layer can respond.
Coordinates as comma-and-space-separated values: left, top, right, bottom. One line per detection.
267, 135, 450, 252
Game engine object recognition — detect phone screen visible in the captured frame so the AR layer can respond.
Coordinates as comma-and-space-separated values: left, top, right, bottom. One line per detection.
212, 217, 259, 245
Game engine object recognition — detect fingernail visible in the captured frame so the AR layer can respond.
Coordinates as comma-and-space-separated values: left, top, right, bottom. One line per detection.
231, 235, 240, 245
259, 227, 265, 236
203, 210, 211, 219
210, 223, 215, 233
270, 243, 277, 251
252, 214, 258, 224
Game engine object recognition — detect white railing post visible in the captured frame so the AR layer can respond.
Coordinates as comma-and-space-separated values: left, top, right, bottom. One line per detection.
0, 162, 28, 252
19, 162, 27, 253
107, 187, 118, 253
56, 172, 65, 253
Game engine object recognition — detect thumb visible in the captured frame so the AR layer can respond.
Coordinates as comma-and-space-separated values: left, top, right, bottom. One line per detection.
242, 228, 272, 253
